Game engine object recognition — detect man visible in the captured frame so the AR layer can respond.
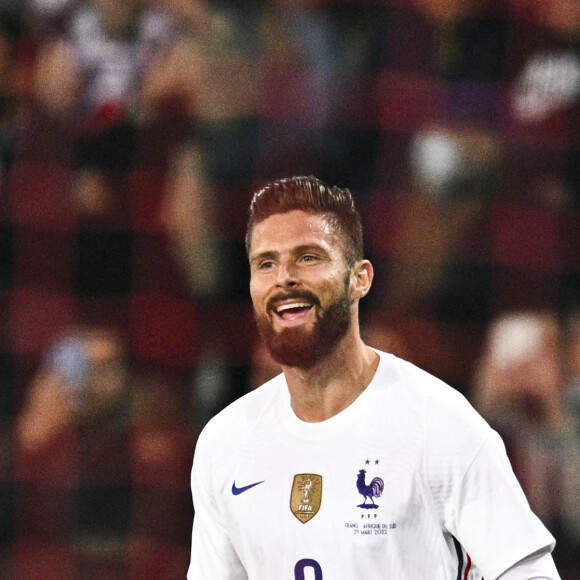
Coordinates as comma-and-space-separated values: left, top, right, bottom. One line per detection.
189, 176, 560, 579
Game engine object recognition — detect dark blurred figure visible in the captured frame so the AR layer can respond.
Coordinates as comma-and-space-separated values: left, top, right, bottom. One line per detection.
170, 0, 391, 430
472, 311, 580, 576
14, 327, 131, 578
506, 0, 580, 209
24, 0, 189, 216
378, 0, 506, 319
13, 326, 193, 579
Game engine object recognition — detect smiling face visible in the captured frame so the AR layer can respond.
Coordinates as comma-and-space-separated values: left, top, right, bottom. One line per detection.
249, 210, 356, 369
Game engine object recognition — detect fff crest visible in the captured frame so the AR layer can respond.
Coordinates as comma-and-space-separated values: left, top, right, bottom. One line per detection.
290, 474, 322, 523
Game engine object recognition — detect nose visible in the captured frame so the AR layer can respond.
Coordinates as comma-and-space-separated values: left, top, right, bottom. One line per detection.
276, 259, 299, 288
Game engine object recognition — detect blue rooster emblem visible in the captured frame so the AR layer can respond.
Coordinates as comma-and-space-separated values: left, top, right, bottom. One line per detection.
356, 469, 384, 509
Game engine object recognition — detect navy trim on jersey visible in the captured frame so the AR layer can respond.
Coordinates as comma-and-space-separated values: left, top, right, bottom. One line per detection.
453, 537, 472, 580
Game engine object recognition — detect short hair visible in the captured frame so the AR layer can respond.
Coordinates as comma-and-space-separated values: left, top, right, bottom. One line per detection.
246, 176, 364, 267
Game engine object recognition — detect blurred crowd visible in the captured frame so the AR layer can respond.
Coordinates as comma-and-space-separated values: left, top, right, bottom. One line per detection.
0, 0, 579, 577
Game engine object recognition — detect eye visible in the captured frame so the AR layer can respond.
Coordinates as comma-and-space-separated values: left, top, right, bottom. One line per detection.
258, 260, 275, 271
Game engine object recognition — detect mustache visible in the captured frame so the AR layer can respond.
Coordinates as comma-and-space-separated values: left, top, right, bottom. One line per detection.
267, 290, 321, 312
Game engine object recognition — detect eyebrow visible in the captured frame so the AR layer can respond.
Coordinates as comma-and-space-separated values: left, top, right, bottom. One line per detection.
249, 250, 277, 266
293, 244, 330, 257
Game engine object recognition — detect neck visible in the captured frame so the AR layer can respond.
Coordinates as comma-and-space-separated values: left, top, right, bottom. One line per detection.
282, 336, 379, 423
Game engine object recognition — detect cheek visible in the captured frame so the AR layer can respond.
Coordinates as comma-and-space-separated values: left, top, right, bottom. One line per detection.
249, 279, 266, 308
322, 274, 352, 300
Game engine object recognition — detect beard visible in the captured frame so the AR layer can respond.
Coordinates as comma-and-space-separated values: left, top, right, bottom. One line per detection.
255, 279, 353, 369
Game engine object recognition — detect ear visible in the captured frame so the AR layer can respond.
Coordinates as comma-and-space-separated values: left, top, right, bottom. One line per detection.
351, 259, 374, 300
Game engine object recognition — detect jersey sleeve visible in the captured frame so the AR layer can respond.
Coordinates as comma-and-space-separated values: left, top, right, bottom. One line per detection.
188, 425, 248, 580
496, 549, 560, 580
446, 430, 557, 580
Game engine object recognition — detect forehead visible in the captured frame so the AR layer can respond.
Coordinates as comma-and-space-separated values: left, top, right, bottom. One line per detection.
249, 210, 341, 254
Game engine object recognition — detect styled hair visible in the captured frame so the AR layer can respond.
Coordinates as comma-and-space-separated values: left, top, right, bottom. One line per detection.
246, 176, 364, 267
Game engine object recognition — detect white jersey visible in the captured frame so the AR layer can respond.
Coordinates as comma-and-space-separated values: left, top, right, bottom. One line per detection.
189, 350, 556, 579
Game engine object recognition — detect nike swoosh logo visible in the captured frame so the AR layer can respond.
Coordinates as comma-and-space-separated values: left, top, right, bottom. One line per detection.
232, 480, 265, 495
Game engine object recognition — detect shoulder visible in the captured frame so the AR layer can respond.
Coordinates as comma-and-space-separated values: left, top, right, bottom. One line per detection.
378, 350, 482, 416
196, 373, 285, 445
375, 350, 492, 452
395, 351, 479, 404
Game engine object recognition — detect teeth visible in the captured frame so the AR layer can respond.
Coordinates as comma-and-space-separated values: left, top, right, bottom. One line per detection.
276, 302, 311, 313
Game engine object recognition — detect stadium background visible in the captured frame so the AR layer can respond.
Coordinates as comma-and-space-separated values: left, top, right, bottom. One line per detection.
0, 0, 578, 577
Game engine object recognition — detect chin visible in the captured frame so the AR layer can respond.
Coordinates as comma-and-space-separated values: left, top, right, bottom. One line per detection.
265, 327, 323, 369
